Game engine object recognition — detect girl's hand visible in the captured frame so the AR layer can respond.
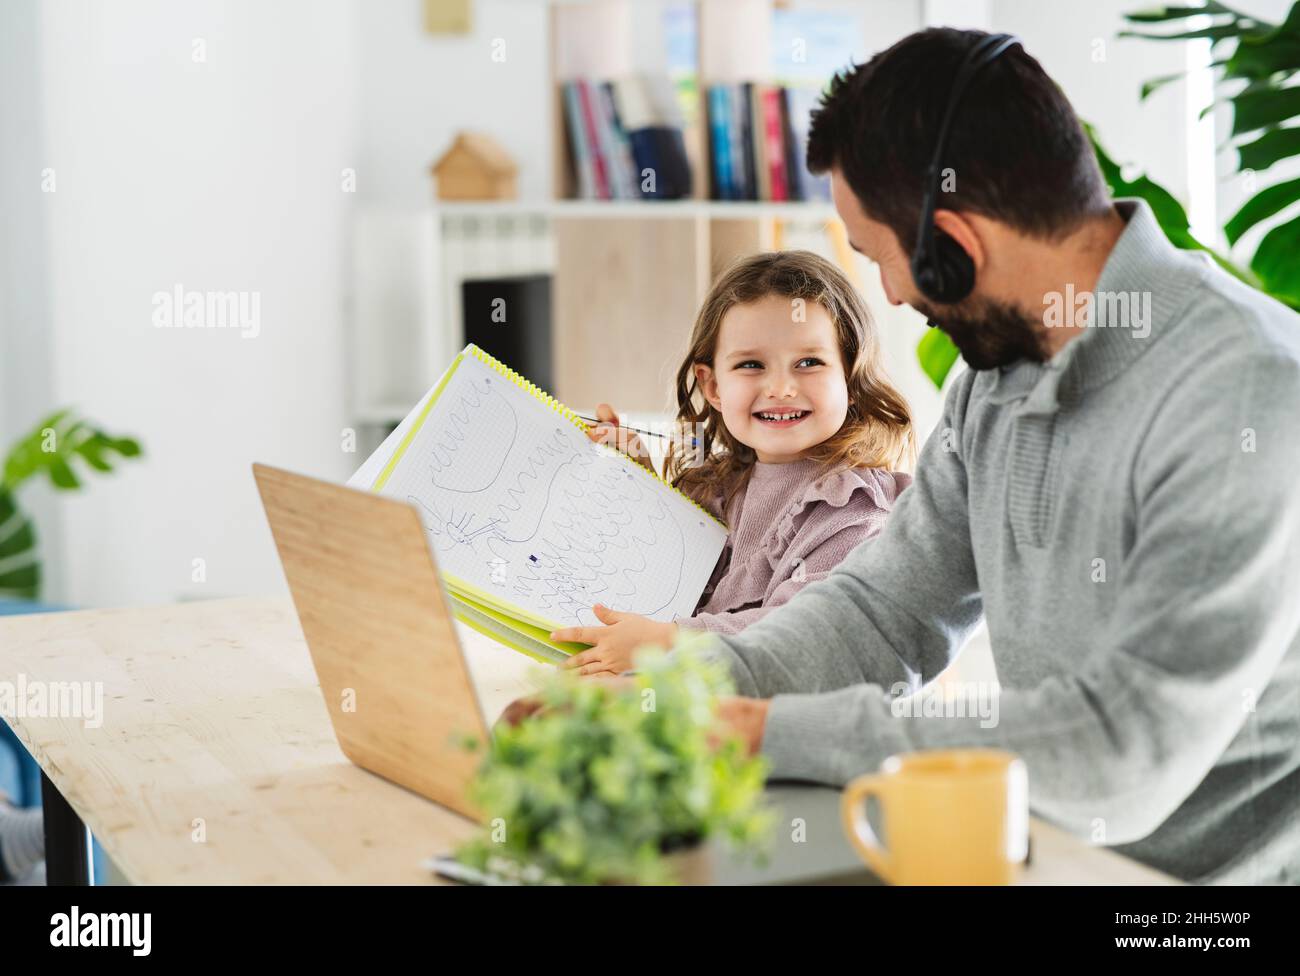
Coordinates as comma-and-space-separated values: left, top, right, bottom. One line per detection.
554, 604, 679, 676
587, 402, 654, 472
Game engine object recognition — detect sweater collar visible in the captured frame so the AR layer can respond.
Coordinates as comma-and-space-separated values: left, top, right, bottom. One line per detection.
984, 198, 1210, 413
749, 456, 821, 484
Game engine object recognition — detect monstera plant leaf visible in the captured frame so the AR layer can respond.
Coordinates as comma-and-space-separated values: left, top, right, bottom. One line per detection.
917, 329, 961, 390
0, 409, 142, 602
1121, 2, 1300, 306
0, 487, 39, 600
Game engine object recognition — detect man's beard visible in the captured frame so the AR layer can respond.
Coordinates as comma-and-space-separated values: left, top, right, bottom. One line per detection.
913, 295, 1048, 371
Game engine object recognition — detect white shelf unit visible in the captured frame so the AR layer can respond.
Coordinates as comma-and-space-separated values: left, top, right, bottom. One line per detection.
350, 208, 556, 442
433, 200, 838, 220
349, 200, 841, 433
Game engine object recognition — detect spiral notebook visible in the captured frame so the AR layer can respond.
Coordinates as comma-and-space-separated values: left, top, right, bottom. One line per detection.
348, 344, 728, 664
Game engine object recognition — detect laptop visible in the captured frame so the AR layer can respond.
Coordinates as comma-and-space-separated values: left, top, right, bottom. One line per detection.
253, 462, 487, 820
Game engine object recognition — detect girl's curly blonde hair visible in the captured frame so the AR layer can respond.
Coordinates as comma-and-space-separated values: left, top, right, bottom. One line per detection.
663, 249, 914, 517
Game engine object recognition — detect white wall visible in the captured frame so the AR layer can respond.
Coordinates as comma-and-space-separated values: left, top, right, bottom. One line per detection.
23, 0, 357, 606
0, 0, 65, 601
357, 0, 551, 206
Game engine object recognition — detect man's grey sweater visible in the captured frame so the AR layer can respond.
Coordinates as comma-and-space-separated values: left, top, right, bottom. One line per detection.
703, 199, 1300, 884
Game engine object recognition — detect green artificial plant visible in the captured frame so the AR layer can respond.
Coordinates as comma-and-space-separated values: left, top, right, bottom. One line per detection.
455, 636, 773, 885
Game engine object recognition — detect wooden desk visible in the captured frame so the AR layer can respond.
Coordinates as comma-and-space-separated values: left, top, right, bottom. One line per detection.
0, 597, 1175, 885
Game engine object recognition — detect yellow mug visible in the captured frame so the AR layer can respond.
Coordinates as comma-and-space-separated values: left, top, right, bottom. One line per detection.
841, 748, 1029, 885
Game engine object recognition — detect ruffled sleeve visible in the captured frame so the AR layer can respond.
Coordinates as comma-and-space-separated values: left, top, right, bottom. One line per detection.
763, 466, 911, 574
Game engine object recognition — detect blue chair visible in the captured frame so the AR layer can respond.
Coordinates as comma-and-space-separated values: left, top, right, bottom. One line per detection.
0, 599, 109, 883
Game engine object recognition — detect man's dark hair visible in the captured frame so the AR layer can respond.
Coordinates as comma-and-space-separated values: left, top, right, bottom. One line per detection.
807, 28, 1110, 253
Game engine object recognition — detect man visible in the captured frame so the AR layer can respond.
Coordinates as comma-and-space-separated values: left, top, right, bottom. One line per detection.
699, 28, 1300, 884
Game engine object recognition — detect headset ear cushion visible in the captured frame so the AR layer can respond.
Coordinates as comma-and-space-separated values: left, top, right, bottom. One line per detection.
930, 230, 975, 304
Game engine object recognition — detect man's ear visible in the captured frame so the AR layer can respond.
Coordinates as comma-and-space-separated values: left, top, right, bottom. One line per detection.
694, 363, 722, 411
932, 209, 985, 272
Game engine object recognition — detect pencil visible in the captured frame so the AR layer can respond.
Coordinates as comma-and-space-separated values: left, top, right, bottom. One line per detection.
576, 415, 696, 445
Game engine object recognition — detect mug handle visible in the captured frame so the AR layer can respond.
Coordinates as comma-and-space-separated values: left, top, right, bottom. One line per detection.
841, 774, 894, 884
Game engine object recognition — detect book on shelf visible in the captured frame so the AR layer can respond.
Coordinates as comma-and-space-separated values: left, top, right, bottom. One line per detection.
703, 81, 832, 203
562, 83, 596, 200
762, 86, 788, 202
730, 85, 752, 200
561, 74, 693, 201
706, 85, 733, 201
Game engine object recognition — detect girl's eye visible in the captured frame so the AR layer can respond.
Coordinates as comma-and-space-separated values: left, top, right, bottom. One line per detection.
736, 358, 823, 370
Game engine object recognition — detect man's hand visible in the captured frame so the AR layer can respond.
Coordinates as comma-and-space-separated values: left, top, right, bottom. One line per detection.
497, 695, 545, 729
714, 696, 770, 756
553, 604, 679, 676
498, 684, 768, 758
496, 675, 635, 730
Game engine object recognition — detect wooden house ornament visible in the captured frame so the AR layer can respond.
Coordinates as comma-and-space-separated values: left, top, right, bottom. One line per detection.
431, 132, 518, 201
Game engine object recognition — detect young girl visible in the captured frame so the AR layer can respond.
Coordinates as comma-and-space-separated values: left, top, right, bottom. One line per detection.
553, 249, 914, 676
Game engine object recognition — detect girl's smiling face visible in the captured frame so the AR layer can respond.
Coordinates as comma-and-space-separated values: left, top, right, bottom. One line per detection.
694, 294, 850, 463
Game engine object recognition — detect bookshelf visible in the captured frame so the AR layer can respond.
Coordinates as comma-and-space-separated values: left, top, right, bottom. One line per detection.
547, 0, 853, 413
350, 0, 861, 452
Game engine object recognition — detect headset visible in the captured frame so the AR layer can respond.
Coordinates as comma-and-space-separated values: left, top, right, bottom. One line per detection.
911, 32, 1022, 305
